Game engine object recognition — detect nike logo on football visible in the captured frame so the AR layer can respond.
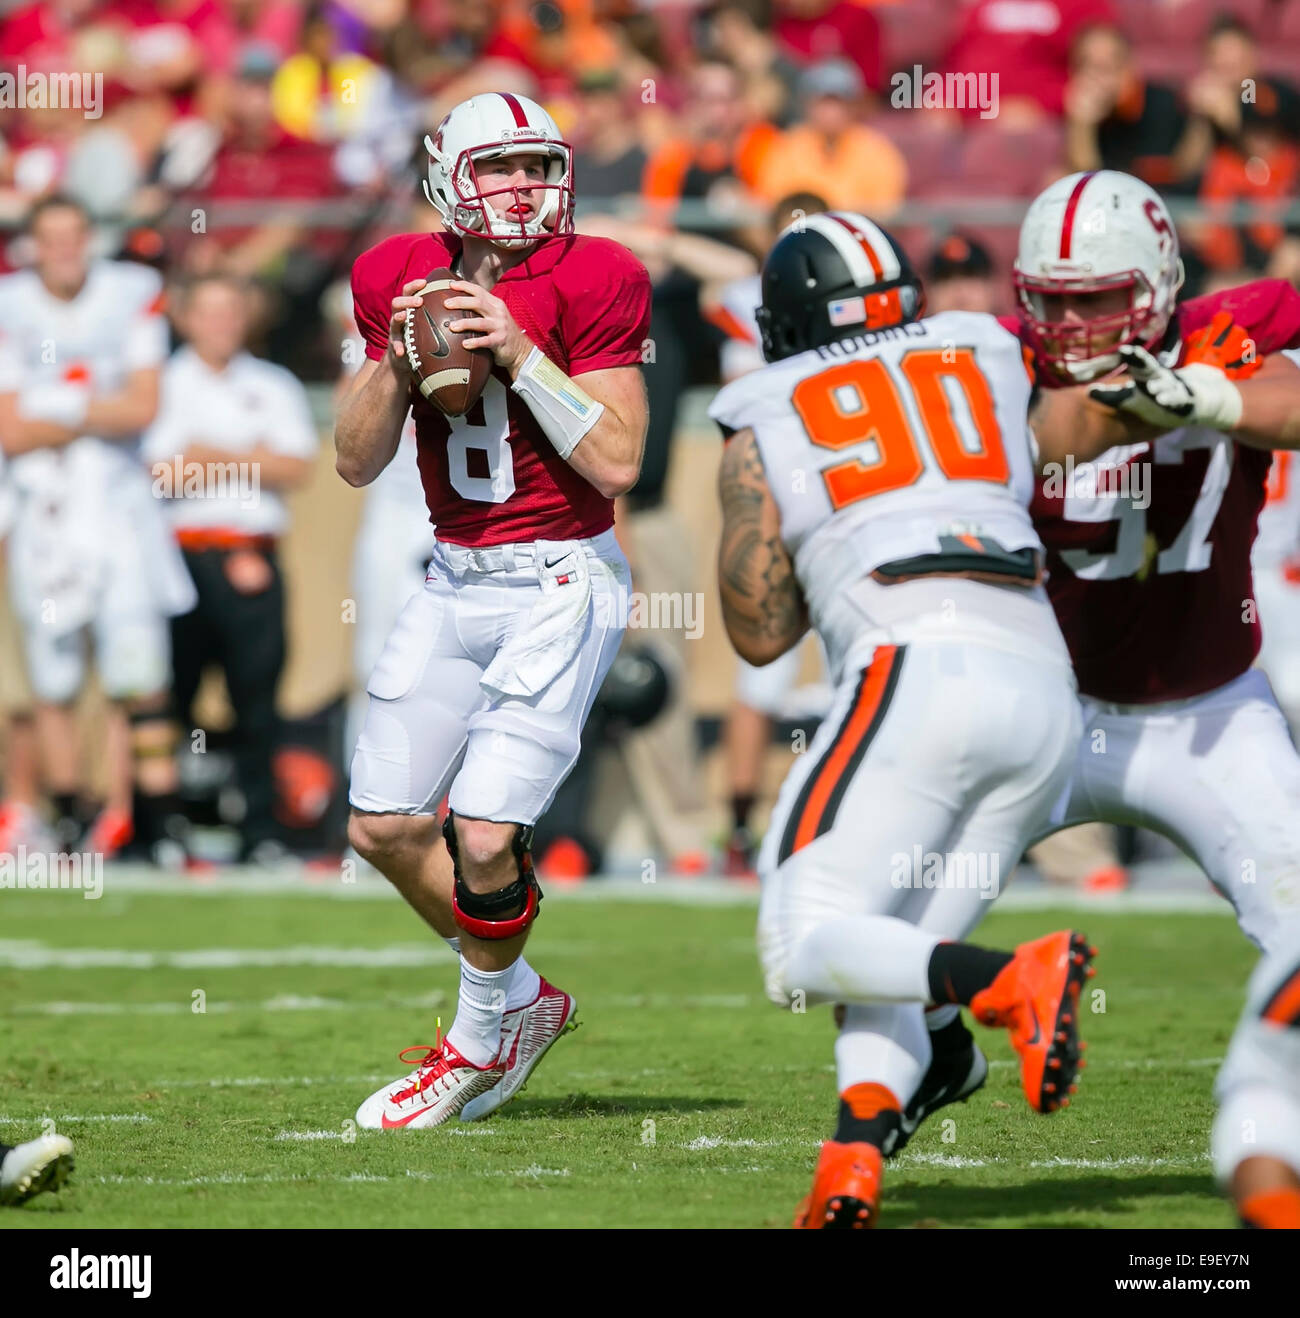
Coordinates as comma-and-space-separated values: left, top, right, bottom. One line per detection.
422, 309, 451, 358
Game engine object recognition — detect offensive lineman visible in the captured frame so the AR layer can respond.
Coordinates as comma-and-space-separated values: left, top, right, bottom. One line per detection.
338, 93, 651, 1128
908, 171, 1300, 1146
711, 210, 1186, 1227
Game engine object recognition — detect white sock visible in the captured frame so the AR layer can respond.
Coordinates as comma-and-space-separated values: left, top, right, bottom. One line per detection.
505, 957, 541, 1010
446, 961, 514, 1066
785, 915, 940, 1006
835, 1003, 931, 1107
444, 935, 461, 955
925, 1004, 960, 1031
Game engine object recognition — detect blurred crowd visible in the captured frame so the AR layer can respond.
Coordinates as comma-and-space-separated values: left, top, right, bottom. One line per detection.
6, 0, 1300, 359
6, 0, 1300, 877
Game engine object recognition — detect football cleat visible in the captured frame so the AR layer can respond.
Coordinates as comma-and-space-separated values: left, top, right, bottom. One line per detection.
82, 807, 133, 859
460, 978, 578, 1122
969, 930, 1095, 1114
894, 1041, 989, 1153
0, 1133, 74, 1206
794, 1140, 883, 1229
356, 1040, 505, 1130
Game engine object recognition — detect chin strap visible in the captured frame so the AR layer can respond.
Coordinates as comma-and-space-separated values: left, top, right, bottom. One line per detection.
445, 811, 542, 940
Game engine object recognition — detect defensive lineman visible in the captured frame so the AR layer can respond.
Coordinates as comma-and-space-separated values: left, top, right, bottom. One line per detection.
711, 210, 1187, 1226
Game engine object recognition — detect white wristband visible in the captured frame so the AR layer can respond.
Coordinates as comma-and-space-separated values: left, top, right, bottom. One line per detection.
510, 346, 605, 460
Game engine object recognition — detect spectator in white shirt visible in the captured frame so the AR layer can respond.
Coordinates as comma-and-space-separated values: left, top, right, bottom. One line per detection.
143, 274, 318, 864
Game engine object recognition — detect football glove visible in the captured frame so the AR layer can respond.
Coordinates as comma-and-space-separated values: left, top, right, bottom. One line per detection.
1089, 342, 1243, 431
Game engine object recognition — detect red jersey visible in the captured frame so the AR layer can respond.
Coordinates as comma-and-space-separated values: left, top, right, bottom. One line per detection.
351, 231, 650, 548
1026, 279, 1300, 703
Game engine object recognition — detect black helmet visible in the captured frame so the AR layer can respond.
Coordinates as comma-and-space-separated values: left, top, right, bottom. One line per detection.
756, 211, 925, 362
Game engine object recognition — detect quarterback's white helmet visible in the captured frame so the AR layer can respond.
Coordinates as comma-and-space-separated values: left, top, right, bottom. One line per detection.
423, 92, 574, 250
1013, 169, 1185, 384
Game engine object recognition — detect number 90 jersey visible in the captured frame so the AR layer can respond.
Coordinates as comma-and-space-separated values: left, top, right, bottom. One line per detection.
351, 231, 650, 547
709, 310, 1044, 656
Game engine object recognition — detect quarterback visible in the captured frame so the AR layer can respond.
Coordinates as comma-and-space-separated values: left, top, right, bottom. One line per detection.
337, 93, 651, 1128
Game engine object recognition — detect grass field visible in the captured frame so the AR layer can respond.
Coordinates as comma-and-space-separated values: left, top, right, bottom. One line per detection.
0, 876, 1258, 1229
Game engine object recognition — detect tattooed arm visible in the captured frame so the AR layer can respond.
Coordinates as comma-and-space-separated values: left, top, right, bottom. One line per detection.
717, 427, 809, 665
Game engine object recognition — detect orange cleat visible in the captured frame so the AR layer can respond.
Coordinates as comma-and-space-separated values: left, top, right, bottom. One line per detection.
81, 807, 134, 859
1082, 864, 1128, 894
793, 1140, 883, 1229
969, 930, 1095, 1114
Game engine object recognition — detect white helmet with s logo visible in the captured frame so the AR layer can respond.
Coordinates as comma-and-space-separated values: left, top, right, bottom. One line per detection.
1013, 169, 1185, 384
423, 92, 574, 250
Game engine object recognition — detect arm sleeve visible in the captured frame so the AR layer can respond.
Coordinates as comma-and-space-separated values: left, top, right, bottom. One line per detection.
351, 249, 393, 363
565, 244, 653, 376
123, 286, 169, 372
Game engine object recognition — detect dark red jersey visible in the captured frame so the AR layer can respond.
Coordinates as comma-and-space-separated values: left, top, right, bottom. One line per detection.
351, 230, 650, 547
1023, 279, 1300, 702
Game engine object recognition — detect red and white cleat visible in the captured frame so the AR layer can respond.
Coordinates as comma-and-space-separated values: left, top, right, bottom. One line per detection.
460, 978, 578, 1122
356, 1041, 505, 1130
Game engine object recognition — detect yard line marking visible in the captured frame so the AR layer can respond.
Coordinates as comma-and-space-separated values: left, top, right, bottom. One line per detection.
0, 1116, 150, 1127
0, 941, 458, 970
8, 992, 758, 1017
682, 1136, 775, 1150
88, 1152, 1209, 1191
21, 863, 1235, 912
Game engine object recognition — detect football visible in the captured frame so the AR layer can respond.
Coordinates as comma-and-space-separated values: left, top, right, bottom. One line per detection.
402, 268, 492, 416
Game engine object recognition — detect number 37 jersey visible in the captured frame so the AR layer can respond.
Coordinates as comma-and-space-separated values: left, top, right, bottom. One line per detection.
709, 310, 1045, 660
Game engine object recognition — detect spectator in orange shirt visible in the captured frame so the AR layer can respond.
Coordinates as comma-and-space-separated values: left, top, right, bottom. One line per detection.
1197, 97, 1300, 273
754, 58, 905, 216
643, 60, 779, 221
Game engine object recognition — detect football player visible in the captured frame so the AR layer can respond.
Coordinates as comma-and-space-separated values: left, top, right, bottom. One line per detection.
711, 210, 1189, 1227
703, 192, 833, 877
909, 171, 1300, 1147
338, 93, 651, 1128
1213, 934, 1300, 1229
0, 196, 196, 861
0, 1132, 74, 1207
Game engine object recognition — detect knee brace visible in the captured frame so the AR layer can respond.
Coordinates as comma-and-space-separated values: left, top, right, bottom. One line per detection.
444, 810, 543, 940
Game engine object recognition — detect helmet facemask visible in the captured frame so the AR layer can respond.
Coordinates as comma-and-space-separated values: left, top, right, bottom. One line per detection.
425, 136, 574, 251
1013, 262, 1184, 385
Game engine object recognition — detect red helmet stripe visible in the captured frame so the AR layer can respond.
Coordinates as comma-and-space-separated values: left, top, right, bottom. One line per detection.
1058, 172, 1095, 259
829, 213, 884, 280
498, 92, 531, 127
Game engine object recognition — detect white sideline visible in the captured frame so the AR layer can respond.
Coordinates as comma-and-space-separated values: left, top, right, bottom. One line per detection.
88, 1152, 1212, 1191
35, 862, 1234, 913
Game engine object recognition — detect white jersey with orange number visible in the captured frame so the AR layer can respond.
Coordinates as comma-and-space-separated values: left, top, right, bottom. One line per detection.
708, 309, 1061, 679
1252, 448, 1300, 715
